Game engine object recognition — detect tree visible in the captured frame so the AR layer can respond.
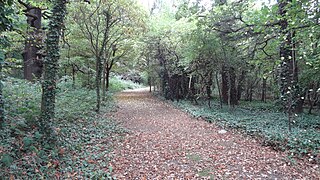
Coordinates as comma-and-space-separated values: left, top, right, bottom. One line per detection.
40, 0, 67, 140
69, 0, 145, 112
70, 0, 121, 113
18, 0, 44, 81
101, 2, 146, 96
142, 0, 319, 120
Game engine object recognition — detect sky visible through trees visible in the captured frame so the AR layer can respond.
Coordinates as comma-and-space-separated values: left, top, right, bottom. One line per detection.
138, 0, 277, 10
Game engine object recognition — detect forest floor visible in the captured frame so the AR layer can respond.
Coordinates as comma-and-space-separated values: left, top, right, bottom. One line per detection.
109, 88, 319, 179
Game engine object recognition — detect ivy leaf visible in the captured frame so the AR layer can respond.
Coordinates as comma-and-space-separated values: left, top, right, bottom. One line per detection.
23, 137, 34, 148
1, 154, 13, 167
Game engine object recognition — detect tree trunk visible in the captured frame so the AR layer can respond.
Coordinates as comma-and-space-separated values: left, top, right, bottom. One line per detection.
188, 75, 197, 104
216, 72, 223, 108
72, 65, 75, 87
95, 56, 102, 113
40, 0, 66, 141
229, 67, 238, 105
149, 76, 152, 92
102, 66, 106, 101
295, 90, 305, 113
0, 55, 4, 128
87, 68, 90, 88
308, 90, 314, 114
237, 70, 246, 101
206, 72, 213, 108
23, 7, 43, 81
222, 66, 238, 106
261, 77, 267, 102
106, 68, 110, 91
278, 0, 297, 131
221, 66, 229, 104
279, 0, 295, 98
181, 73, 189, 98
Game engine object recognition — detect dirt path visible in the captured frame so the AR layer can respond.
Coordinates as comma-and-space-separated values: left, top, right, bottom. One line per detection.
109, 88, 319, 179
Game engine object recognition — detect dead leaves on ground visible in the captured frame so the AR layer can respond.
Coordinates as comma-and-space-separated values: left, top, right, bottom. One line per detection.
109, 90, 320, 179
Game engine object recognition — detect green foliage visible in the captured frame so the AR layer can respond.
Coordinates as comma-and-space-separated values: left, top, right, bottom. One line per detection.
0, 78, 123, 178
1, 154, 13, 167
64, 0, 146, 113
3, 78, 41, 125
108, 76, 143, 93
56, 77, 98, 121
174, 99, 320, 162
0, 0, 14, 32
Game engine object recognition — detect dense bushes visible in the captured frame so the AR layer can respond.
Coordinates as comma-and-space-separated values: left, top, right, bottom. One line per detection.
0, 77, 129, 179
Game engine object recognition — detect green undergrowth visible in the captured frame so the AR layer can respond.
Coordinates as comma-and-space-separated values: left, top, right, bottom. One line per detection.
108, 76, 143, 93
173, 99, 320, 164
0, 77, 125, 179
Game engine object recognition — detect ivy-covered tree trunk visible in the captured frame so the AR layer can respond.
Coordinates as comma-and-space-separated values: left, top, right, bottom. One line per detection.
278, 0, 297, 131
0, 53, 4, 128
157, 41, 170, 98
40, 0, 66, 140
279, 0, 293, 97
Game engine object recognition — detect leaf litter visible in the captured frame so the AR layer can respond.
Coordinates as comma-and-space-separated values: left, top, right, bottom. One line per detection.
109, 88, 320, 179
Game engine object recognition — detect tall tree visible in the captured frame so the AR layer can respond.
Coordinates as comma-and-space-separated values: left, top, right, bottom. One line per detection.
71, 0, 117, 113
278, 0, 298, 131
40, 0, 67, 140
69, 0, 145, 111
18, 0, 44, 81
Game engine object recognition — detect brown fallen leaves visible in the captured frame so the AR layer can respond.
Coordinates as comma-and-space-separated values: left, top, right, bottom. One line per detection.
109, 89, 320, 179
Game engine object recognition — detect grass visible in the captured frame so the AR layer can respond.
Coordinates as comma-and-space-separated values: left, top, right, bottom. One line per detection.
0, 76, 133, 179
173, 98, 320, 163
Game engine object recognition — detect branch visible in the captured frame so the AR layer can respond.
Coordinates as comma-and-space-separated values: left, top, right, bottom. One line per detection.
72, 64, 87, 74
18, 0, 46, 11
17, 0, 31, 9
25, 12, 38, 26
78, 6, 97, 54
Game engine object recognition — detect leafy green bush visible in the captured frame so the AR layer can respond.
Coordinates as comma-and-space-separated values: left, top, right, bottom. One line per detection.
173, 99, 320, 163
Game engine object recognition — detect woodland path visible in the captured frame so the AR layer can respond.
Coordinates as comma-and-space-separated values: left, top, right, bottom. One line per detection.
109, 88, 319, 179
